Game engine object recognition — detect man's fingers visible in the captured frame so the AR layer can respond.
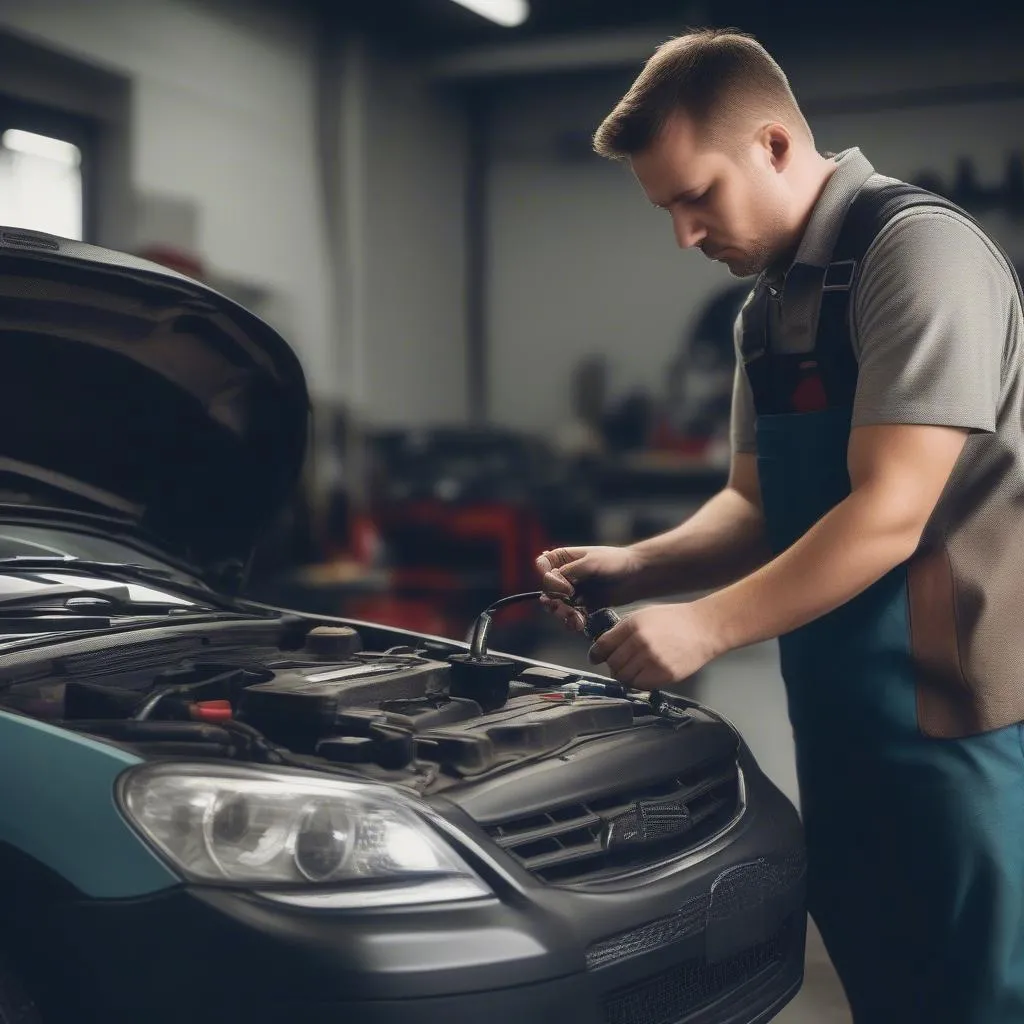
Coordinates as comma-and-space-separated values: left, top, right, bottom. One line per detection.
540, 558, 585, 598
556, 605, 585, 631
632, 664, 674, 690
538, 546, 583, 568
605, 634, 643, 675
587, 618, 631, 665
563, 609, 585, 632
539, 595, 585, 630
540, 594, 574, 615
537, 548, 586, 582
541, 569, 576, 596
612, 649, 652, 687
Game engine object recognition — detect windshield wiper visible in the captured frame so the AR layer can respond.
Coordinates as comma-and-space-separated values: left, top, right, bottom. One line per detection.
0, 557, 245, 614
0, 587, 209, 619
0, 581, 157, 610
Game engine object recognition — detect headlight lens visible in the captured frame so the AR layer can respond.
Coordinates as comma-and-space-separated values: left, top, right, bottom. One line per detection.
120, 763, 491, 907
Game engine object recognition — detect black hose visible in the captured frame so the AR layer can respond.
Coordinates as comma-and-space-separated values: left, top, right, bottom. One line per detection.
132, 666, 249, 721
469, 590, 549, 659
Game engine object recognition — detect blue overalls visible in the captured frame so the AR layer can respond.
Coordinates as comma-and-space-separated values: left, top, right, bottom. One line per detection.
741, 181, 1024, 1023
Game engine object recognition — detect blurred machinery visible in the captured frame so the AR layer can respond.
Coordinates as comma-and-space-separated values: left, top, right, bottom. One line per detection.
653, 282, 751, 458
347, 427, 598, 650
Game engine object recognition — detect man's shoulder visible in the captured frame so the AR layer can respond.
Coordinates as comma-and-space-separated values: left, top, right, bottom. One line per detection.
857, 189, 1017, 298
849, 183, 1021, 355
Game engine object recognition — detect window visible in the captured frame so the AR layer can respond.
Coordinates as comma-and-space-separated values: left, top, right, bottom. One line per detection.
0, 128, 83, 240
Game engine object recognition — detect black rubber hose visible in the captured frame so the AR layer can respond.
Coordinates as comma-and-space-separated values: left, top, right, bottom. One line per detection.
468, 591, 547, 659
132, 667, 248, 721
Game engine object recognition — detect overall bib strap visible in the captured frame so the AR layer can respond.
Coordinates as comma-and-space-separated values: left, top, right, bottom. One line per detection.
739, 275, 849, 417
815, 178, 1007, 408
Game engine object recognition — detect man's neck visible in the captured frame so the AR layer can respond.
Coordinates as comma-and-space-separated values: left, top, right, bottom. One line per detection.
766, 153, 839, 282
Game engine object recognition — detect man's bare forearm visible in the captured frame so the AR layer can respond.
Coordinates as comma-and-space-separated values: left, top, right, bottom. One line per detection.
626, 487, 772, 600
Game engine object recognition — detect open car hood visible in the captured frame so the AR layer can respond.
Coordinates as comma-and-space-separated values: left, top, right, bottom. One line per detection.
0, 226, 310, 574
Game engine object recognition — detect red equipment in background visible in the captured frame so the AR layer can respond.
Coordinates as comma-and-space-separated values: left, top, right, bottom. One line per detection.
345, 429, 594, 651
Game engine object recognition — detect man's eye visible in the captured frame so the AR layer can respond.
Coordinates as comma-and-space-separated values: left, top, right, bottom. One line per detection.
669, 191, 707, 210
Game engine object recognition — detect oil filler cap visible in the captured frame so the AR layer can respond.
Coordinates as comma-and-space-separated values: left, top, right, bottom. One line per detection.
448, 654, 517, 713
304, 625, 363, 661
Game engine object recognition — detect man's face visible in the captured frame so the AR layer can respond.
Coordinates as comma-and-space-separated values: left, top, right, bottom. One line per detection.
630, 112, 791, 278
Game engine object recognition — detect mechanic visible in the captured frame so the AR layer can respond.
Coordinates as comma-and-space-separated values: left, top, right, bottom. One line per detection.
537, 28, 1024, 1024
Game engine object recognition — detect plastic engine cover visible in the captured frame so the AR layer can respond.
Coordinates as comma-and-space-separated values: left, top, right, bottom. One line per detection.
413, 694, 635, 775
237, 657, 450, 750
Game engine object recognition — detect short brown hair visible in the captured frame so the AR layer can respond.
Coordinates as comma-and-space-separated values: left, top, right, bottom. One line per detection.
593, 29, 811, 160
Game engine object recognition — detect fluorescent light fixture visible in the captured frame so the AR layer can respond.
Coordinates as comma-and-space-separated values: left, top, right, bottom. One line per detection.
449, 0, 529, 27
1, 130, 81, 168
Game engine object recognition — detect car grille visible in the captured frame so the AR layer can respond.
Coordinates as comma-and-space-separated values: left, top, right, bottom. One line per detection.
602, 915, 799, 1024
587, 853, 807, 970
484, 758, 741, 885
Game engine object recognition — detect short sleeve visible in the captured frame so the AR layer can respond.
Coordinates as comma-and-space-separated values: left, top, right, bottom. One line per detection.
730, 315, 758, 454
851, 209, 1012, 434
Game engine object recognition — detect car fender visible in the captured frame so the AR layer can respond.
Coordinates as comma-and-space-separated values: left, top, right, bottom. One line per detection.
0, 710, 179, 898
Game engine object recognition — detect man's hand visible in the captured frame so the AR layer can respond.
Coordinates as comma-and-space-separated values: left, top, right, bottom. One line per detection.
536, 546, 645, 631
587, 603, 722, 689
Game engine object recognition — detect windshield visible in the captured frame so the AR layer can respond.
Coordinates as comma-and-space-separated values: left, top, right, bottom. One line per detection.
0, 573, 194, 608
0, 523, 176, 569
0, 523, 204, 601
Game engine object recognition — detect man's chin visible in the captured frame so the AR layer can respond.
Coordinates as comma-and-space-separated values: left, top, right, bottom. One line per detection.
704, 248, 764, 278
723, 257, 761, 279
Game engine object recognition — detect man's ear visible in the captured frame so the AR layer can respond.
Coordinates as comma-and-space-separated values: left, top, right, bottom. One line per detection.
761, 123, 793, 172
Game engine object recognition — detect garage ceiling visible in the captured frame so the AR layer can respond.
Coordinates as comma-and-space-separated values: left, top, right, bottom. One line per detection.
307, 0, 1018, 55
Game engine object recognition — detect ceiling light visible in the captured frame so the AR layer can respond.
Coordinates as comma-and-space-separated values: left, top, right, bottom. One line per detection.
449, 0, 529, 28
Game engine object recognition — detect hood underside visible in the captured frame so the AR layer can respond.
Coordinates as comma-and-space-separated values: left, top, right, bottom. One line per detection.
0, 227, 310, 572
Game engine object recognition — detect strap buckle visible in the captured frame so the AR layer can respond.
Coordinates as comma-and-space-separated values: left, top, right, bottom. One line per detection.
822, 259, 856, 291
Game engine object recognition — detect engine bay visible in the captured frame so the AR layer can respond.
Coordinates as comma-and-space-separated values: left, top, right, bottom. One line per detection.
0, 618, 707, 797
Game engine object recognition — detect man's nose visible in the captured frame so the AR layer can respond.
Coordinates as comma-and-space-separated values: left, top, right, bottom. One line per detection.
671, 210, 706, 250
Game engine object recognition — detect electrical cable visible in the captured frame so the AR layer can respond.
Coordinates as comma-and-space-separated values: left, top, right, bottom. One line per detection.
468, 590, 553, 659
133, 666, 248, 721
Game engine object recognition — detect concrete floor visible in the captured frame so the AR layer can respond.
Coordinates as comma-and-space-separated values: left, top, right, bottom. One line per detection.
531, 629, 852, 1023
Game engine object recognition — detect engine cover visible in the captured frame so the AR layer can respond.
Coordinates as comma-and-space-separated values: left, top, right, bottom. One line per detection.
237, 656, 450, 751
411, 694, 635, 775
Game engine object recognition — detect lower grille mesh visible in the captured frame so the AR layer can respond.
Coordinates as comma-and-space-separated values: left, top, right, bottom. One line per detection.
588, 898, 708, 971
602, 916, 798, 1024
587, 853, 807, 970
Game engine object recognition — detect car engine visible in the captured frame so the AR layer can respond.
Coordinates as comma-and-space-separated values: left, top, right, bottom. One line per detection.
0, 616, 744, 886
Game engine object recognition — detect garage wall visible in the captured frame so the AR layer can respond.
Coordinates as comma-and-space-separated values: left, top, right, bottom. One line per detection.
361, 50, 468, 426
0, 0, 469, 425
485, 32, 1024, 433
0, 0, 340, 397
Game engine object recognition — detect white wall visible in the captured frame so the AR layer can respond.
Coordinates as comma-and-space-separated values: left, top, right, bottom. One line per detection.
0, 0, 470, 426
0, 0, 340, 399
313, 36, 468, 429
361, 52, 468, 426
486, 33, 1024, 434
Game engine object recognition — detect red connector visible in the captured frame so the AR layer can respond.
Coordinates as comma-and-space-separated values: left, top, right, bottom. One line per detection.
189, 700, 233, 723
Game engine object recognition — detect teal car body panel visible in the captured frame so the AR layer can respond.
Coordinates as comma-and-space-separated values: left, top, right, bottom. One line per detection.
0, 709, 180, 898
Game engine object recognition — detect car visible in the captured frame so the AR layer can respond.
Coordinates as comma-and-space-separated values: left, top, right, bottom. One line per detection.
0, 225, 806, 1024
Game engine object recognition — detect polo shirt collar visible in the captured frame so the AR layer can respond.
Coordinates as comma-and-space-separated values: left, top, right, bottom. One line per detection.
764, 147, 876, 290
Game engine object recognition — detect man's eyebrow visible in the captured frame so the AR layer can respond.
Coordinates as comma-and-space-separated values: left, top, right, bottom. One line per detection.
652, 186, 705, 209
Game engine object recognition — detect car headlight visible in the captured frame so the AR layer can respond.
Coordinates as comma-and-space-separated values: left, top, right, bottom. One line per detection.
118, 763, 492, 908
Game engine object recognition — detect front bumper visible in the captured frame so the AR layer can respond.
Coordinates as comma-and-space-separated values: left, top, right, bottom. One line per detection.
13, 749, 805, 1024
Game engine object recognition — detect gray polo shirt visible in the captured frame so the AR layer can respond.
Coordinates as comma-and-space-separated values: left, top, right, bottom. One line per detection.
729, 147, 1024, 738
